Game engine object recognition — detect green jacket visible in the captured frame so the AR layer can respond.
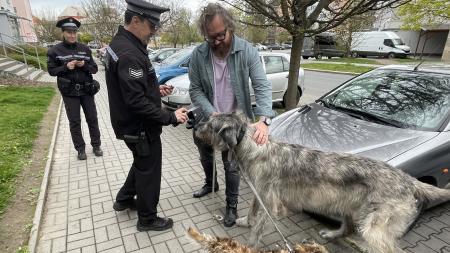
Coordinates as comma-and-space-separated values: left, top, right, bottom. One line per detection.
188, 35, 274, 121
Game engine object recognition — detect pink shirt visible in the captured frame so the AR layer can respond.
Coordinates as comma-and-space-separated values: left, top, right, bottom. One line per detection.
212, 53, 237, 113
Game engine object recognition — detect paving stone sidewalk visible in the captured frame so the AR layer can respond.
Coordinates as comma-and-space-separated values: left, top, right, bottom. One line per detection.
35, 65, 450, 253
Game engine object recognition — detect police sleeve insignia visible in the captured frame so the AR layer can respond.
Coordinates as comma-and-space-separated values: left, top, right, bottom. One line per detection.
129, 68, 143, 78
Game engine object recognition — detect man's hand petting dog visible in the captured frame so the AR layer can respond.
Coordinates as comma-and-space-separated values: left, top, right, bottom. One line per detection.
159, 84, 174, 97
175, 108, 188, 124
251, 121, 269, 145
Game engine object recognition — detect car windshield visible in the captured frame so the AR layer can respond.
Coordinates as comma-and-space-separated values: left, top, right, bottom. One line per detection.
161, 49, 192, 65
320, 69, 450, 131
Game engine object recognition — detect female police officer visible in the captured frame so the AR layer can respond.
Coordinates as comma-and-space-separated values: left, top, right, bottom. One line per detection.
47, 17, 103, 160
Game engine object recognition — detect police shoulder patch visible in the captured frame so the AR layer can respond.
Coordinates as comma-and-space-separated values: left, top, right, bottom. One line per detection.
129, 68, 143, 78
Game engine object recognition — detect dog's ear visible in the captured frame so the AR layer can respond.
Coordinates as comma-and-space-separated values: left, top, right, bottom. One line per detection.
218, 124, 238, 148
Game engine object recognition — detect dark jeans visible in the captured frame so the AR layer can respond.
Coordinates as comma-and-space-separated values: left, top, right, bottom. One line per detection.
62, 95, 101, 151
116, 137, 162, 221
193, 131, 240, 204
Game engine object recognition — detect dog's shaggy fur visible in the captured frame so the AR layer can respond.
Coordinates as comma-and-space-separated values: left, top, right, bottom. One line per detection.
187, 227, 328, 253
194, 112, 450, 253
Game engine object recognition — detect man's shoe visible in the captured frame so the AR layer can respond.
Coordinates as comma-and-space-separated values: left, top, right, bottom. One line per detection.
137, 217, 173, 231
93, 146, 103, 157
113, 199, 136, 211
193, 184, 219, 198
77, 150, 87, 160
224, 203, 238, 227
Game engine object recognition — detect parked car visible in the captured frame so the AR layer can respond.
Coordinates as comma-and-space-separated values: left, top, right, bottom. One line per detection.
270, 64, 450, 188
87, 41, 101, 49
149, 48, 180, 63
351, 31, 411, 58
155, 48, 193, 84
281, 43, 292, 49
267, 44, 283, 50
253, 43, 268, 51
161, 52, 305, 110
302, 32, 345, 59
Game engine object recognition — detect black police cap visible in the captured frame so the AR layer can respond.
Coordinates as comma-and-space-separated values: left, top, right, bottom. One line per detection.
126, 0, 170, 27
56, 17, 81, 31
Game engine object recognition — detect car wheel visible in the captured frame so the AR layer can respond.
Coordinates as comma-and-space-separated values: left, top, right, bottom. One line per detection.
387, 52, 395, 59
351, 52, 358, 58
327, 56, 332, 59
281, 87, 301, 108
315, 54, 323, 60
302, 56, 309, 59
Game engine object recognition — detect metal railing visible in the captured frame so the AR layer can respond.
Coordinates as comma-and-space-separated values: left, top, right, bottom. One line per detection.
0, 32, 42, 71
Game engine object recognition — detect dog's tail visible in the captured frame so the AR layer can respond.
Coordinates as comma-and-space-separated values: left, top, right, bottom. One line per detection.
414, 180, 450, 210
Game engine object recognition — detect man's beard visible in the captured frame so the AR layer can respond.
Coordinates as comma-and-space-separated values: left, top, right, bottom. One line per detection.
211, 41, 230, 58
142, 35, 151, 45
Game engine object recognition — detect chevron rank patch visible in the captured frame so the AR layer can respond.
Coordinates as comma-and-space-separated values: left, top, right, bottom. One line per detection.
129, 68, 143, 78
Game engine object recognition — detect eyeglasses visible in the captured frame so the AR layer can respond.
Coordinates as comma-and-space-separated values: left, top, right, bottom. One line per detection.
204, 28, 227, 43
147, 19, 159, 32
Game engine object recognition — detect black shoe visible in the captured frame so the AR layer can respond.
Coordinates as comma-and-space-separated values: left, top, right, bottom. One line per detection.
93, 146, 103, 157
137, 217, 173, 231
113, 199, 137, 211
224, 203, 238, 227
193, 184, 219, 198
77, 150, 87, 160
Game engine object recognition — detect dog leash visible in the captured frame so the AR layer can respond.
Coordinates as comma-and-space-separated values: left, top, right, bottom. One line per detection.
211, 135, 224, 222
230, 145, 294, 253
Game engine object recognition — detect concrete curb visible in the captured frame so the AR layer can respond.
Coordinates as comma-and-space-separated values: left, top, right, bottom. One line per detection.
303, 67, 360, 76
28, 97, 63, 253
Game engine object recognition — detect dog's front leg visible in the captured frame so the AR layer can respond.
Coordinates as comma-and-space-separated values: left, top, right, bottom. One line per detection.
248, 212, 267, 249
237, 196, 260, 228
319, 215, 354, 239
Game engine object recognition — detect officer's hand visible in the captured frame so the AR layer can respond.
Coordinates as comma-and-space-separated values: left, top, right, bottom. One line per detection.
174, 108, 188, 124
76, 60, 85, 67
67, 60, 77, 70
159, 84, 174, 97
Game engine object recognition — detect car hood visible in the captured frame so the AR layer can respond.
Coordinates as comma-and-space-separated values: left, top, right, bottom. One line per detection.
396, 45, 411, 51
270, 103, 438, 162
166, 73, 189, 89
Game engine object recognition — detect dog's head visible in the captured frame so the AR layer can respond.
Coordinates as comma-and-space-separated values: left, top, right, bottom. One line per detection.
194, 112, 248, 151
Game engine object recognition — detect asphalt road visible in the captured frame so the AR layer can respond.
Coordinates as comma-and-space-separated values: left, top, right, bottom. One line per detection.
300, 70, 354, 105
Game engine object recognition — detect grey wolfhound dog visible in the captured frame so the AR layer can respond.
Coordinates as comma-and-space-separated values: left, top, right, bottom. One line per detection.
194, 112, 450, 253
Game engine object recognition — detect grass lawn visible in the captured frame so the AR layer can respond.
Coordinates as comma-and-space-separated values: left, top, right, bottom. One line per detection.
301, 63, 375, 74
317, 57, 379, 65
0, 86, 55, 215
8, 53, 47, 71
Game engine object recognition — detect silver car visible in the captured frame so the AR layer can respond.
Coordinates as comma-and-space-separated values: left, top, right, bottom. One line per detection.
270, 65, 450, 188
162, 52, 305, 109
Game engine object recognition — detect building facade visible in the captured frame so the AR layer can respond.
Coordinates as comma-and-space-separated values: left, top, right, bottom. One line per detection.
12, 0, 37, 42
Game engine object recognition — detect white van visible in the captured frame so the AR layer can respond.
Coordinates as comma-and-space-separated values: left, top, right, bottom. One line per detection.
351, 31, 410, 58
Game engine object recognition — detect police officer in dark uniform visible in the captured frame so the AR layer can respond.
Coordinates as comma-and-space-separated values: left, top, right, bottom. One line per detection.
105, 0, 188, 231
47, 17, 103, 160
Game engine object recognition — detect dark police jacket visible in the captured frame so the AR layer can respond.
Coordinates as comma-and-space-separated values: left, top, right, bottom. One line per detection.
105, 26, 177, 139
47, 41, 98, 96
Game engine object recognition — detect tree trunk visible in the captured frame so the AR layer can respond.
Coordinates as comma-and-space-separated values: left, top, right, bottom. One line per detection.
285, 34, 305, 110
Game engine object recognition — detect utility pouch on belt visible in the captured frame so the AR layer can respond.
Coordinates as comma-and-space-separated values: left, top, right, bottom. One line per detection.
123, 132, 150, 156
57, 77, 72, 95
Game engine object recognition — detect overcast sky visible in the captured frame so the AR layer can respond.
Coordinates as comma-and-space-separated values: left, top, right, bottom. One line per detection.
30, 0, 216, 16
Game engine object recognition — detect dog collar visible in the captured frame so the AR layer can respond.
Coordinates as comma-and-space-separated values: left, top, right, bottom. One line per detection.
236, 127, 246, 145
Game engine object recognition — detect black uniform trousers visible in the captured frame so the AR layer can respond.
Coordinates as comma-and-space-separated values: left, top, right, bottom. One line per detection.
193, 132, 240, 204
116, 136, 162, 221
62, 95, 101, 152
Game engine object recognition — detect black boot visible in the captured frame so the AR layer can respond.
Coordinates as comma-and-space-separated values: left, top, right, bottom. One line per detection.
77, 149, 87, 160
224, 202, 238, 227
93, 146, 103, 156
